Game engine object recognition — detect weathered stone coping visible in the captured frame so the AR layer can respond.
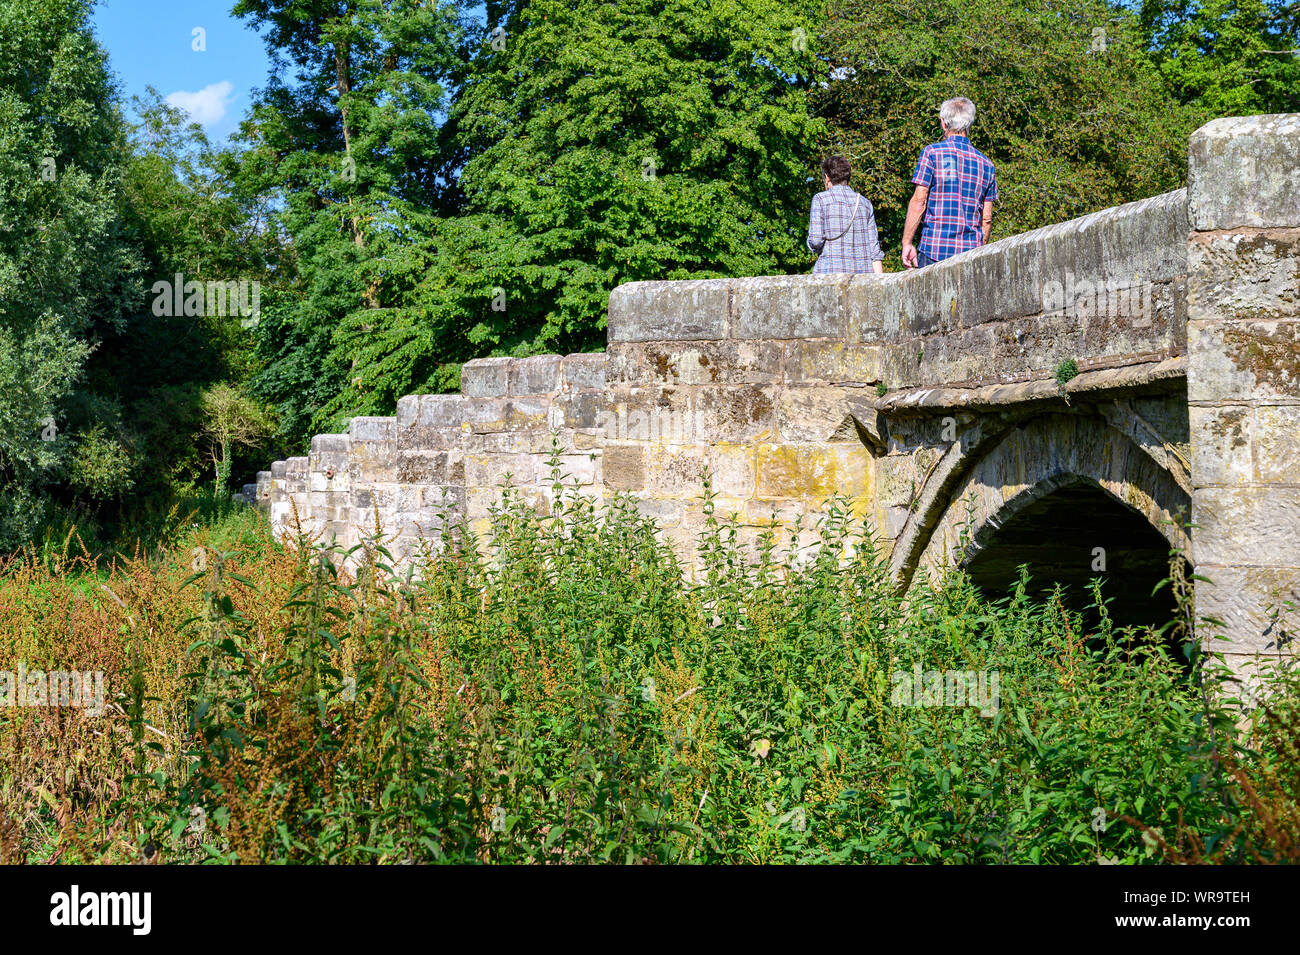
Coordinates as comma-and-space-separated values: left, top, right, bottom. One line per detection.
876, 356, 1187, 415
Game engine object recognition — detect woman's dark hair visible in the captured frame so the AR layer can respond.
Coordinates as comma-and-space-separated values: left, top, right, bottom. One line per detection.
820, 156, 852, 185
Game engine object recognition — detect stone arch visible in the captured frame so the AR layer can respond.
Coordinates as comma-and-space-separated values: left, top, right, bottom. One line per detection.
890, 413, 1190, 594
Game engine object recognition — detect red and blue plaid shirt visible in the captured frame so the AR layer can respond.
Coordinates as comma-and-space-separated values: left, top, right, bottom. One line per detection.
911, 135, 997, 262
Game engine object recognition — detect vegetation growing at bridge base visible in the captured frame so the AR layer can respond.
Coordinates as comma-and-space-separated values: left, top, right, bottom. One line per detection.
0, 468, 1296, 864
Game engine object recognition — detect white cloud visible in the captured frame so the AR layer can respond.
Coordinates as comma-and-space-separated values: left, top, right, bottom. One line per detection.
165, 81, 235, 127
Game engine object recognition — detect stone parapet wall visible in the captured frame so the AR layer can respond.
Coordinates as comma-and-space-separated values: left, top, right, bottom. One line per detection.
608, 188, 1188, 390
253, 352, 608, 562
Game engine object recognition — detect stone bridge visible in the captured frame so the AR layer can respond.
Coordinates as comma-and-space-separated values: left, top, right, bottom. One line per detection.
252, 114, 1300, 674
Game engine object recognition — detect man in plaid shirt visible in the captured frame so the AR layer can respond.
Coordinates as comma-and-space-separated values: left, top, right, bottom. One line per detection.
807, 156, 885, 274
901, 97, 997, 268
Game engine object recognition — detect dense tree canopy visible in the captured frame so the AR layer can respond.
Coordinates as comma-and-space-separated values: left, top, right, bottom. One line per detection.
240, 0, 827, 436
1138, 0, 1300, 115
231, 0, 465, 440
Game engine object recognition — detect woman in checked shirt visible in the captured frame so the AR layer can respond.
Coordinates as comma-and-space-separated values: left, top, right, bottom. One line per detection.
807, 155, 886, 275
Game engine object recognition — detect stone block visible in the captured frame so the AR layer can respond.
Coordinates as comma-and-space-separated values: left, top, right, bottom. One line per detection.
463, 397, 509, 433
310, 433, 350, 455
645, 446, 709, 498
395, 424, 454, 451
461, 357, 513, 397
510, 354, 563, 395
1187, 230, 1300, 324
957, 232, 1043, 327
874, 454, 920, 509
786, 340, 883, 384
1189, 405, 1252, 486
397, 451, 464, 485
630, 496, 686, 528
740, 498, 808, 527
900, 256, 960, 337
419, 394, 467, 428
1040, 209, 1108, 319
732, 274, 847, 340
1079, 280, 1181, 360
556, 453, 599, 485
555, 390, 606, 430
641, 340, 783, 385
1195, 566, 1300, 654
1255, 405, 1300, 483
608, 278, 731, 342
1100, 189, 1189, 286
1189, 114, 1300, 231
880, 337, 926, 390
396, 395, 420, 429
708, 445, 756, 499
694, 385, 777, 442
604, 444, 647, 491
881, 504, 910, 540
1188, 319, 1300, 403
755, 443, 869, 500
1193, 486, 1300, 566
604, 344, 643, 384
608, 386, 695, 443
465, 452, 536, 487
846, 272, 905, 343
777, 386, 856, 443
348, 440, 398, 482
563, 352, 607, 390
919, 324, 997, 385
997, 312, 1084, 375
348, 416, 395, 443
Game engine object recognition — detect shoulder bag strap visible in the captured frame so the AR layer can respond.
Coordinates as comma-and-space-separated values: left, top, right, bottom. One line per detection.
825, 194, 863, 242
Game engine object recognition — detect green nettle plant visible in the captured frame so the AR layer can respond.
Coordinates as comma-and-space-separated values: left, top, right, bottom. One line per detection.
0, 440, 1277, 864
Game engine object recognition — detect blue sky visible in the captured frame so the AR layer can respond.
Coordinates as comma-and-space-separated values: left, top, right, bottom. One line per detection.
92, 0, 273, 143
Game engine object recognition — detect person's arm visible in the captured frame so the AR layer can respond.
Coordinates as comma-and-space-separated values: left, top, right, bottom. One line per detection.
807, 193, 825, 256
902, 148, 934, 269
901, 185, 929, 269
980, 168, 998, 245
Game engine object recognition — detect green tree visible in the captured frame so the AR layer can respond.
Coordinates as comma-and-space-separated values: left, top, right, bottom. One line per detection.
415, 0, 826, 358
200, 382, 276, 498
817, 0, 1200, 254
85, 90, 286, 513
264, 0, 826, 434
1138, 0, 1300, 115
0, 0, 141, 547
231, 0, 465, 442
